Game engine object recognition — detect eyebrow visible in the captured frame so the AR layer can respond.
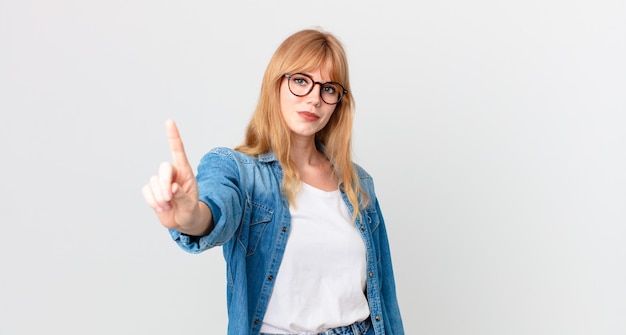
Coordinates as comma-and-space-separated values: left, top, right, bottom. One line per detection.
302, 73, 336, 84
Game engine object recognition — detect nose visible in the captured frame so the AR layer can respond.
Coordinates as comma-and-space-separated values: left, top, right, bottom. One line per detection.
307, 83, 322, 105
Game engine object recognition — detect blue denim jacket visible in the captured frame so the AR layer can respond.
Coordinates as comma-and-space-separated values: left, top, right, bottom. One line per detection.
169, 147, 404, 335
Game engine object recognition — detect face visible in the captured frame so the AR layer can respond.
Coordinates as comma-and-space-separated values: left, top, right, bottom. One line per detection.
279, 68, 339, 140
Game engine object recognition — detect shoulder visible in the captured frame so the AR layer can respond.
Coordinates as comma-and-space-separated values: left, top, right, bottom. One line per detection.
351, 162, 379, 200
197, 148, 279, 181
200, 147, 261, 165
196, 148, 261, 180
353, 162, 373, 181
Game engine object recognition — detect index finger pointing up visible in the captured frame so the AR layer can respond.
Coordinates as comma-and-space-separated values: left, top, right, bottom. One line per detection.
165, 119, 191, 168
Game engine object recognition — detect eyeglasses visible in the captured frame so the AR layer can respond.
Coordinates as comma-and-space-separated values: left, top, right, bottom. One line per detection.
284, 73, 348, 105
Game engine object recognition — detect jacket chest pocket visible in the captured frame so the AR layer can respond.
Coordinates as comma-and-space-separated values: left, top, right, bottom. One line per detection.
238, 201, 274, 256
365, 208, 381, 233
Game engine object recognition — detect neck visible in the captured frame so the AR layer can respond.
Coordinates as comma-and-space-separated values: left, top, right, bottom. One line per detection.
289, 135, 337, 190
289, 136, 325, 169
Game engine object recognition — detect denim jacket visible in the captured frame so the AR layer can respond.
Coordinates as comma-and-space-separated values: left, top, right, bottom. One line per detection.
169, 147, 404, 335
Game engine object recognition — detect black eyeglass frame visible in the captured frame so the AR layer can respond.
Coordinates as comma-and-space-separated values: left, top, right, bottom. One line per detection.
284, 73, 349, 105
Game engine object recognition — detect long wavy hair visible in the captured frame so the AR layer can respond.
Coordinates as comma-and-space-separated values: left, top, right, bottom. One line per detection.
235, 28, 368, 219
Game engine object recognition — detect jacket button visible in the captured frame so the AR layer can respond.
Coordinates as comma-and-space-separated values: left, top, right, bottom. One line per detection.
282, 226, 287, 232
360, 225, 365, 231
375, 315, 380, 321
254, 319, 259, 324
369, 272, 374, 278
268, 275, 274, 281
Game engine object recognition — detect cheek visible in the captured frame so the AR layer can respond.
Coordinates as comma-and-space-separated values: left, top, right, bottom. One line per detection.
323, 105, 337, 119
279, 85, 296, 109
318, 107, 337, 129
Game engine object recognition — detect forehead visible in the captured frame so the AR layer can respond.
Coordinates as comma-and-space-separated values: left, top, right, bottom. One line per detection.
300, 66, 333, 82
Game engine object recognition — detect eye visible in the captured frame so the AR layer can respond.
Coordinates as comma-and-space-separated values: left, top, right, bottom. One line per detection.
292, 75, 311, 87
322, 84, 337, 95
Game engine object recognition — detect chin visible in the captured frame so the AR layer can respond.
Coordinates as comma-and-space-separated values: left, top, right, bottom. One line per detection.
290, 129, 319, 138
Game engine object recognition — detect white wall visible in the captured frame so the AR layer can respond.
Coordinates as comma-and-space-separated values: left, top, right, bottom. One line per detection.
1, 0, 624, 334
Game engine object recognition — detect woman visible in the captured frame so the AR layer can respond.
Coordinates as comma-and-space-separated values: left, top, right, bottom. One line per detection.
142, 28, 404, 335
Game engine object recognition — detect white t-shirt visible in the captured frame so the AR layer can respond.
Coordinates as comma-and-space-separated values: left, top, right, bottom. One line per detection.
260, 182, 370, 334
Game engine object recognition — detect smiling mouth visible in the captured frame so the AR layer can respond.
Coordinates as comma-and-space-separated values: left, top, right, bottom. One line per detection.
298, 112, 320, 121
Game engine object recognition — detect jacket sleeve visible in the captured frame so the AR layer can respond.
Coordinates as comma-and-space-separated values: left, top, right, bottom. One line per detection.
375, 198, 406, 334
169, 147, 245, 254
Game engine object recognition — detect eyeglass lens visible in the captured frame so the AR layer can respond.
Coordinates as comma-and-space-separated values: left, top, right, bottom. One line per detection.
287, 74, 344, 104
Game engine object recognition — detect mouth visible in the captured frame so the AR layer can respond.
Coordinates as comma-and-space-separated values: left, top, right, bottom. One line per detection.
297, 112, 320, 122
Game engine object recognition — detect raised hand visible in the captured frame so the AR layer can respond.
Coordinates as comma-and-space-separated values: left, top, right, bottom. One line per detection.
142, 119, 212, 235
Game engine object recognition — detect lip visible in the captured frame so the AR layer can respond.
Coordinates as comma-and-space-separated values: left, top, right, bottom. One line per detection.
297, 112, 320, 122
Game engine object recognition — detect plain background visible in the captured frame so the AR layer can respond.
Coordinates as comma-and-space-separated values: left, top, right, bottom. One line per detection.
1, 0, 625, 334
